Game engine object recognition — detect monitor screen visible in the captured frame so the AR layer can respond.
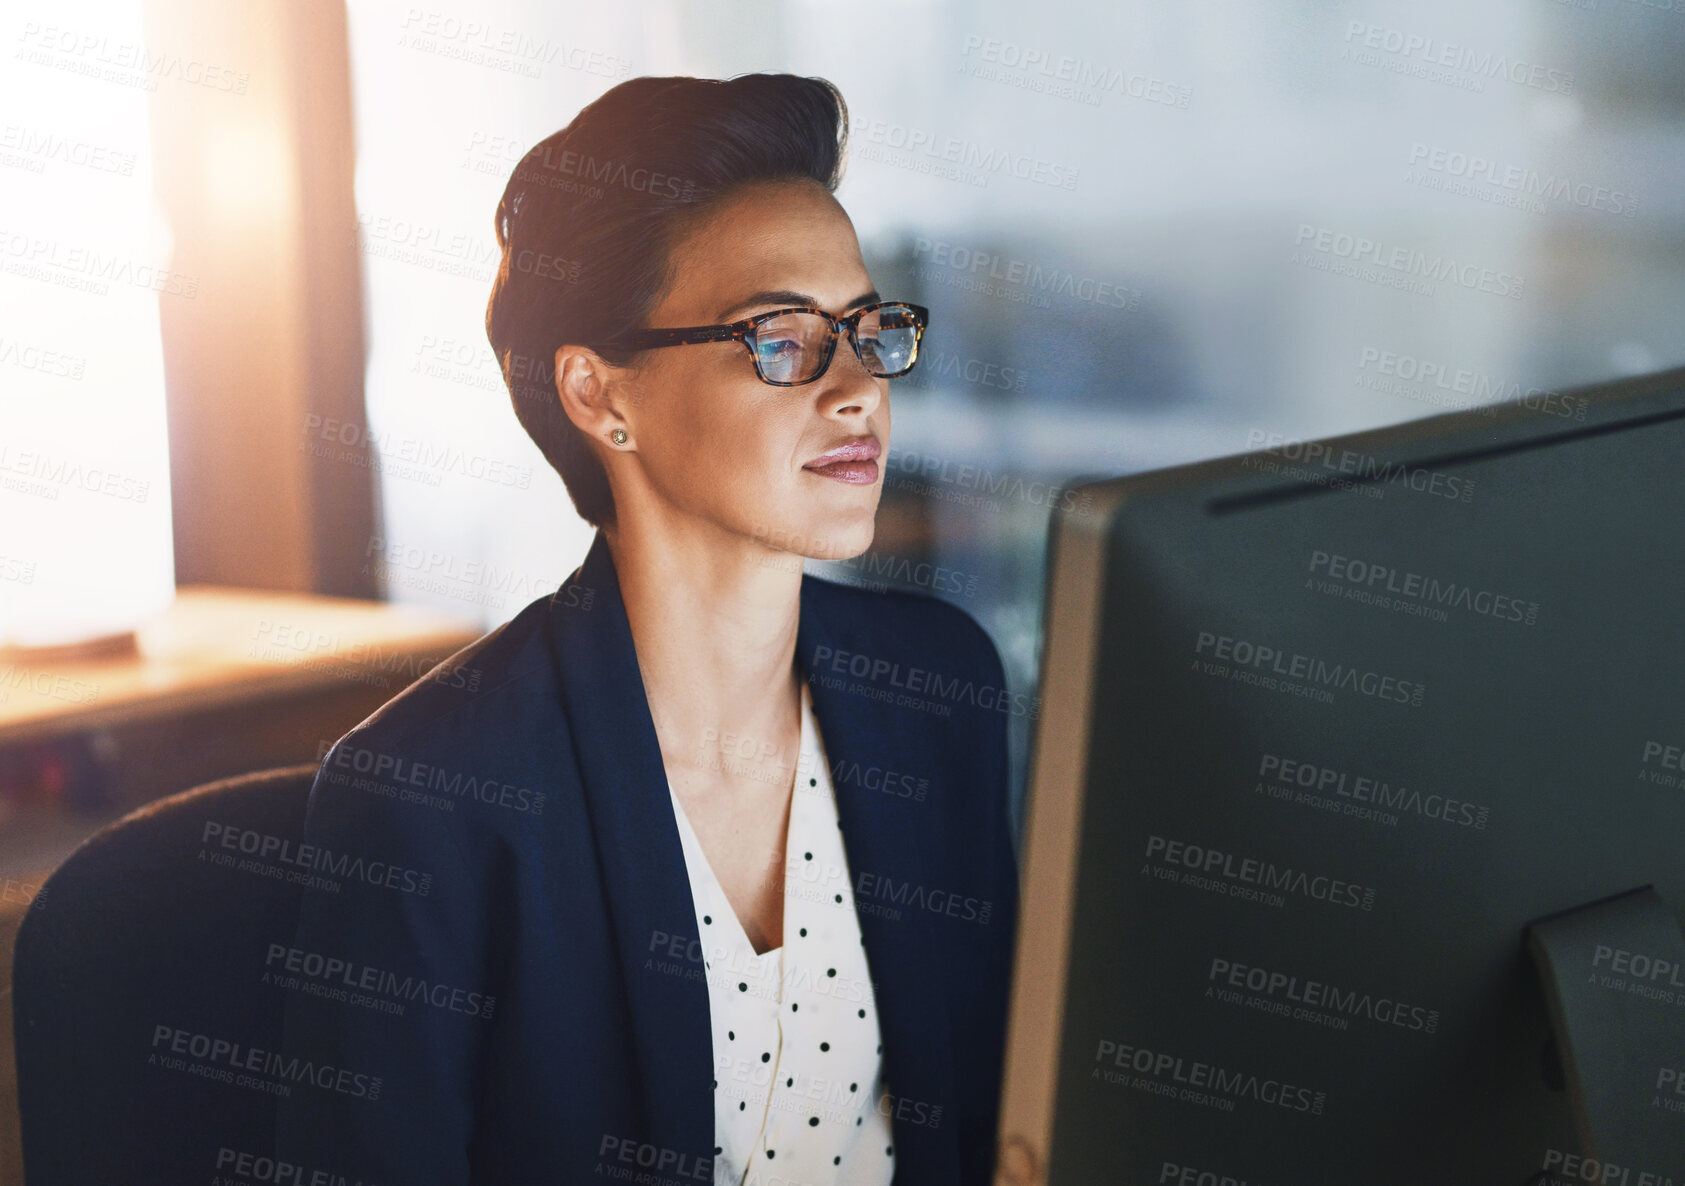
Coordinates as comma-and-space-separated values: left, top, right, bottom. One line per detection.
997, 367, 1685, 1184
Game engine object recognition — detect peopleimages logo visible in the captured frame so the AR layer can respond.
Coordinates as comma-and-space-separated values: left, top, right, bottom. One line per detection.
1092, 1038, 1328, 1114
1, 124, 137, 176
1294, 224, 1524, 298
213, 1148, 367, 1185
315, 740, 543, 816
957, 35, 1192, 109
0, 334, 87, 379
1540, 1148, 1675, 1186
16, 22, 251, 93
1356, 347, 1590, 419
1206, 956, 1441, 1034
0, 227, 199, 298
264, 941, 497, 1019
0, 660, 100, 706
852, 116, 1081, 189
854, 870, 993, 924
1307, 550, 1541, 627
1407, 143, 1638, 218
899, 346, 1029, 392
512, 143, 695, 200
1242, 430, 1475, 503
597, 1135, 711, 1183
1593, 943, 1685, 988
911, 237, 1138, 309
805, 643, 1031, 717
1640, 739, 1685, 777
253, 615, 485, 689
883, 445, 1088, 513
1654, 1065, 1685, 1113
149, 1024, 381, 1100
1194, 630, 1427, 708
1341, 21, 1574, 94
395, 10, 631, 79
0, 443, 151, 503
1257, 753, 1490, 830
301, 414, 533, 489
1144, 834, 1377, 911
808, 644, 1040, 719
199, 821, 432, 896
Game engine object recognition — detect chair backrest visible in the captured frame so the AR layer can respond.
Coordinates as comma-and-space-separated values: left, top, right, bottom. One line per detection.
11, 764, 319, 1186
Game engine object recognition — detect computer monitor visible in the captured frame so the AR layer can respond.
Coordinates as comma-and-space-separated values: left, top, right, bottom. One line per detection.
997, 366, 1685, 1184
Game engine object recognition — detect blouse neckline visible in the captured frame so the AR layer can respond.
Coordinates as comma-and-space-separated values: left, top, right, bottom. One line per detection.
666, 681, 815, 960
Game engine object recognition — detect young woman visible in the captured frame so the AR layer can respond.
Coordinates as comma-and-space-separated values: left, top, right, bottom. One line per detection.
275, 73, 1020, 1186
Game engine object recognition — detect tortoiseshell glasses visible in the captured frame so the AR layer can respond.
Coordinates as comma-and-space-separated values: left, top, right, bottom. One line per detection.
607, 300, 929, 387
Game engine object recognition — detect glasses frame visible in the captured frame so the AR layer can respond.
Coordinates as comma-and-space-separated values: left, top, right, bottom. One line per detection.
605, 300, 930, 387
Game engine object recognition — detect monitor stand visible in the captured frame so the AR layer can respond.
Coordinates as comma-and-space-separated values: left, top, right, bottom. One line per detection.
1526, 884, 1685, 1173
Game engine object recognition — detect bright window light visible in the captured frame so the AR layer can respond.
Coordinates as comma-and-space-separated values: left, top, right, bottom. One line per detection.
0, 1, 176, 648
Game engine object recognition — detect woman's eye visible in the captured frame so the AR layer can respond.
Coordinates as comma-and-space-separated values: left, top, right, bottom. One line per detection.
758, 336, 802, 358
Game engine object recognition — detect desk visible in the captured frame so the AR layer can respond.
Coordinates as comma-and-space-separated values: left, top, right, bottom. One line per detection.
0, 584, 484, 874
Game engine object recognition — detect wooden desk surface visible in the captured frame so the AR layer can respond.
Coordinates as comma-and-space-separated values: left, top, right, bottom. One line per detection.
0, 585, 485, 747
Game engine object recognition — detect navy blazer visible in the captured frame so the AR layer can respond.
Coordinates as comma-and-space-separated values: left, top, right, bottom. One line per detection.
273, 529, 1021, 1184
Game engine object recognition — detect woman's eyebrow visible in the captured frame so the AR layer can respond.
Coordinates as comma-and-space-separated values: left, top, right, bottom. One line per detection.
716, 288, 881, 320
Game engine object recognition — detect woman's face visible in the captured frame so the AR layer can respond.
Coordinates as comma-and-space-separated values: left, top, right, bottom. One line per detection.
608, 177, 889, 562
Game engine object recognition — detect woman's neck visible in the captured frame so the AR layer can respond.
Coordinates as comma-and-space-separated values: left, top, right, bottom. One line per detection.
603, 517, 805, 782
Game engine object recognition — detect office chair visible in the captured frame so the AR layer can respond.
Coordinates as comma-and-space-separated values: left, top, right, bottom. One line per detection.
11, 764, 319, 1185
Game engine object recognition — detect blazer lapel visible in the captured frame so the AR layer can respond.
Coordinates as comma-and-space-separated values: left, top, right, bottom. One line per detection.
546, 532, 715, 1165
798, 589, 963, 1184
548, 530, 961, 1183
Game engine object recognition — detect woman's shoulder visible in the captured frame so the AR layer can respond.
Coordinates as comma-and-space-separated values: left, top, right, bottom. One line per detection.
351, 597, 556, 741
304, 595, 567, 837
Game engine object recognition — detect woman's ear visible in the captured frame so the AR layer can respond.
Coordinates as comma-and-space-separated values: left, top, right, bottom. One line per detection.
553, 344, 633, 447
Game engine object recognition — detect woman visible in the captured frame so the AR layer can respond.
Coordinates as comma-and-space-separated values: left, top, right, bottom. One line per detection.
274, 73, 1019, 1186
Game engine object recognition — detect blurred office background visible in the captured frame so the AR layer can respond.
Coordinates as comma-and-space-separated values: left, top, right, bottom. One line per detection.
5, 0, 1685, 897
2, 1, 1683, 1176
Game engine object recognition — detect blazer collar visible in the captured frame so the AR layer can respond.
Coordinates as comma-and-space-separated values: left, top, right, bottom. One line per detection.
547, 530, 961, 1182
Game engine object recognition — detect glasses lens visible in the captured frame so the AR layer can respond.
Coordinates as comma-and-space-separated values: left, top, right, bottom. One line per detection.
856, 304, 922, 376
749, 312, 833, 384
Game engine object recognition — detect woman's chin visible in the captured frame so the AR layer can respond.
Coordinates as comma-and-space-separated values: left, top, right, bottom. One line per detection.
799, 517, 876, 562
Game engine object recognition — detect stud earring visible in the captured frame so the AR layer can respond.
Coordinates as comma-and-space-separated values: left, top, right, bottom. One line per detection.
610, 428, 628, 446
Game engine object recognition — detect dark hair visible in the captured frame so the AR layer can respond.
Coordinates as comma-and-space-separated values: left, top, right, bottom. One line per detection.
485, 73, 849, 529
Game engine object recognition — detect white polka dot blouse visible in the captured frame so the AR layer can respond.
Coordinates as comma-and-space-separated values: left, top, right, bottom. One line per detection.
668, 678, 895, 1186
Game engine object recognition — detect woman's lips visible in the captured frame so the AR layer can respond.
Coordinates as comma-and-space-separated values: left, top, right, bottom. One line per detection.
804, 459, 879, 484
803, 436, 881, 485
